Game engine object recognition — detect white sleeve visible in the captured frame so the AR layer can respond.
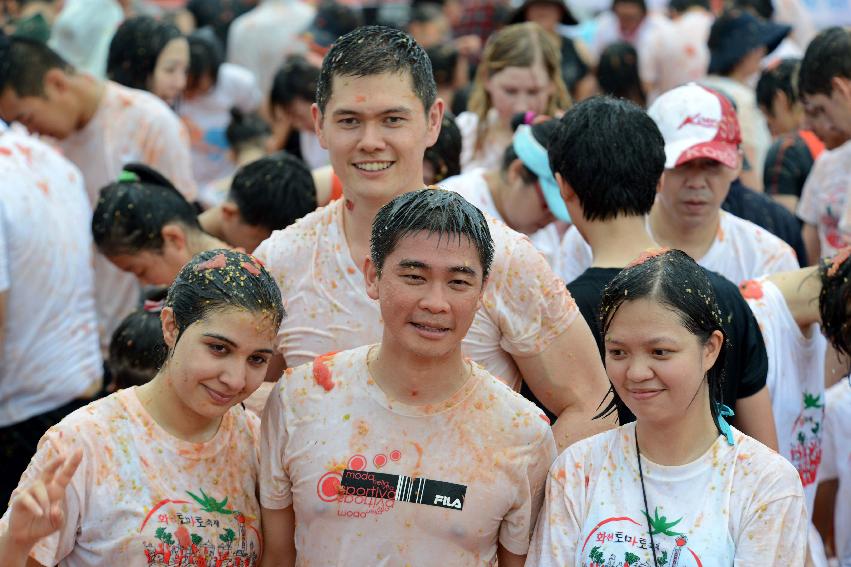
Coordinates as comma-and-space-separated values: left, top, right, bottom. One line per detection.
259, 379, 293, 509
554, 226, 593, 285
0, 200, 9, 293
526, 453, 585, 566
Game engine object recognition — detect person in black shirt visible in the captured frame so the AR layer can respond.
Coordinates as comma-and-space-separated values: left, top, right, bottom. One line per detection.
547, 95, 778, 449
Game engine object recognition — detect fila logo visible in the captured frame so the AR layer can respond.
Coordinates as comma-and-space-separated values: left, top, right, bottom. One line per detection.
434, 494, 463, 509
679, 114, 718, 129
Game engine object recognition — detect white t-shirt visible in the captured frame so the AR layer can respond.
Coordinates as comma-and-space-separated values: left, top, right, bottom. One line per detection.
821, 379, 851, 566
179, 63, 262, 188
642, 10, 712, 102
441, 168, 563, 269
741, 278, 826, 514
527, 423, 808, 566
0, 127, 102, 427
800, 142, 851, 257
456, 110, 510, 174
0, 387, 263, 566
253, 198, 579, 390
226, 0, 314, 96
59, 81, 197, 353
555, 211, 799, 284
260, 346, 558, 564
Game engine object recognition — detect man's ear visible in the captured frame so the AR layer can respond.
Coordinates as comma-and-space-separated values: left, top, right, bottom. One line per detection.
160, 306, 179, 350
312, 102, 327, 148
221, 201, 240, 221
656, 171, 666, 194
506, 159, 525, 184
555, 171, 575, 202
364, 256, 380, 300
832, 76, 851, 101
161, 223, 188, 253
425, 97, 446, 147
43, 67, 70, 98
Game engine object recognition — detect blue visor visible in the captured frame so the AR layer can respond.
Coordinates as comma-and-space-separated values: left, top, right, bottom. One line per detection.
512, 125, 570, 223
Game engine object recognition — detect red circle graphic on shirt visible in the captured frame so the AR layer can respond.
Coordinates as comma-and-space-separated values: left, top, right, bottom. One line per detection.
389, 450, 402, 461
348, 455, 367, 470
373, 454, 387, 468
317, 472, 342, 502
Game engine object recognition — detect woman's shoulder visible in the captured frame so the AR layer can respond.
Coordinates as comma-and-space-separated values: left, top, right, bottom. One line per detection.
731, 430, 804, 497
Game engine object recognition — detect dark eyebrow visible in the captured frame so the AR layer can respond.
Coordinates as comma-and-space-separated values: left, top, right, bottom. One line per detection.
332, 106, 413, 117
398, 260, 428, 270
449, 265, 477, 277
202, 333, 275, 354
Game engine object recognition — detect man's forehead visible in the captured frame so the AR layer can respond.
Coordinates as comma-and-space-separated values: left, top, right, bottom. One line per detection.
326, 71, 422, 107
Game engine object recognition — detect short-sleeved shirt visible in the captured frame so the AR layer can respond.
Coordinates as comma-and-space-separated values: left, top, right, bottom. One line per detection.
640, 10, 711, 102
526, 424, 808, 566
59, 81, 197, 352
763, 130, 823, 199
0, 387, 263, 566
456, 110, 509, 174
741, 278, 826, 514
821, 378, 851, 566
0, 127, 101, 426
555, 211, 799, 285
260, 346, 557, 564
253, 198, 579, 390
441, 168, 563, 269
568, 267, 767, 418
179, 62, 262, 191
799, 141, 851, 258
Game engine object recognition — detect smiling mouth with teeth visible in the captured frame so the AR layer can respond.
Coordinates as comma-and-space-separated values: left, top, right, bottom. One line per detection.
412, 322, 449, 332
354, 161, 394, 172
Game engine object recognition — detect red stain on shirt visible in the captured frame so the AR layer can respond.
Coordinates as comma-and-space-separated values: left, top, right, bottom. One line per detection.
242, 261, 261, 276
345, 199, 354, 211
739, 279, 764, 300
194, 252, 227, 271
539, 413, 551, 424
0, 147, 11, 156
312, 351, 339, 391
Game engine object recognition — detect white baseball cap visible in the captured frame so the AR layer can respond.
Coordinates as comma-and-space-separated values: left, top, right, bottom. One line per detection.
648, 83, 743, 170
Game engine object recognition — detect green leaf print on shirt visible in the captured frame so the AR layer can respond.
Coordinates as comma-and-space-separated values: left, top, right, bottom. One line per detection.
187, 487, 235, 515
643, 507, 684, 537
803, 393, 824, 409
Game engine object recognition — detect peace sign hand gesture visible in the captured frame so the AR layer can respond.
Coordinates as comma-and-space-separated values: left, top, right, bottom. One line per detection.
7, 446, 83, 551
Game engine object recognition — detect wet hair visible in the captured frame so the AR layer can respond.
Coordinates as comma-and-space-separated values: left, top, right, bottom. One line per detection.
468, 23, 571, 132
548, 96, 664, 221
596, 42, 646, 108
668, 0, 710, 13
166, 248, 284, 345
228, 152, 317, 232
371, 188, 495, 279
270, 55, 319, 108
501, 118, 558, 181
107, 16, 183, 92
315, 25, 437, 114
108, 289, 168, 389
799, 27, 851, 97
0, 33, 73, 97
92, 163, 202, 256
187, 27, 224, 92
226, 109, 271, 155
819, 248, 851, 360
756, 58, 800, 112
612, 0, 647, 13
423, 112, 462, 183
598, 249, 728, 430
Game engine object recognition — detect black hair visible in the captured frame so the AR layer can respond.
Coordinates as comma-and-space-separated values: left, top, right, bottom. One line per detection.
107, 16, 183, 92
409, 2, 445, 24
228, 152, 317, 232
548, 96, 664, 221
424, 112, 462, 183
756, 58, 800, 112
108, 289, 168, 390
426, 43, 459, 88
819, 248, 851, 361
799, 27, 851, 97
733, 0, 773, 19
371, 188, 494, 279
668, 0, 710, 13
597, 42, 646, 108
316, 25, 437, 114
270, 55, 319, 108
187, 27, 224, 92
598, 249, 728, 432
226, 109, 271, 154
166, 248, 285, 345
612, 0, 647, 12
501, 118, 558, 184
0, 34, 73, 97
92, 163, 202, 256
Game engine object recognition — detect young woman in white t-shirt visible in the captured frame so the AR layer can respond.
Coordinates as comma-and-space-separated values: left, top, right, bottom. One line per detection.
527, 248, 808, 566
0, 249, 284, 567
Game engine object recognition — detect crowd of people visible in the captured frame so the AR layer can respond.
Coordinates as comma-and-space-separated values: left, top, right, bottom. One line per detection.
0, 0, 849, 565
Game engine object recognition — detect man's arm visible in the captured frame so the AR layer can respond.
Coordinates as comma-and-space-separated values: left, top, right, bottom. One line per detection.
802, 223, 821, 267
259, 505, 296, 567
733, 387, 779, 451
514, 319, 615, 452
496, 544, 525, 567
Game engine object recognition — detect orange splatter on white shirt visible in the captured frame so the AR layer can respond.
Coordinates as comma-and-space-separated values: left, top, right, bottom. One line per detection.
0, 387, 262, 567
260, 346, 557, 565
800, 142, 851, 257
253, 199, 578, 390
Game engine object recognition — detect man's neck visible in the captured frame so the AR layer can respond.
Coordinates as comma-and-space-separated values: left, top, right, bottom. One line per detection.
583, 215, 658, 268
649, 206, 720, 261
369, 342, 471, 406
72, 74, 105, 132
